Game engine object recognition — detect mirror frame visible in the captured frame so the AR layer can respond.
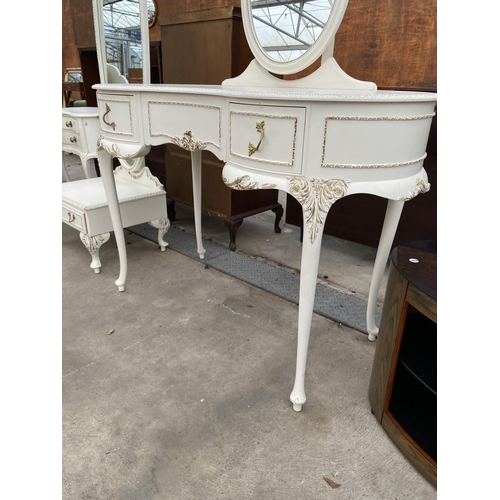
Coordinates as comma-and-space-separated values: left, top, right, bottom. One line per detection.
242, 0, 350, 76
148, 0, 157, 28
92, 0, 151, 85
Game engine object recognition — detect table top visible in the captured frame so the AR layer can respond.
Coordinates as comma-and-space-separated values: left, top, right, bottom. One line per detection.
391, 240, 436, 301
93, 83, 437, 103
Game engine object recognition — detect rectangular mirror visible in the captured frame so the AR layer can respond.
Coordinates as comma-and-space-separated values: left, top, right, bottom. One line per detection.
93, 0, 150, 84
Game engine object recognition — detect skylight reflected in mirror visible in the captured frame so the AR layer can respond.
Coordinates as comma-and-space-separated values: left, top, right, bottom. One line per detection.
102, 0, 142, 79
251, 0, 334, 62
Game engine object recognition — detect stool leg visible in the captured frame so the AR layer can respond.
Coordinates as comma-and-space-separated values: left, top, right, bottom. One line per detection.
79, 233, 110, 273
148, 217, 170, 251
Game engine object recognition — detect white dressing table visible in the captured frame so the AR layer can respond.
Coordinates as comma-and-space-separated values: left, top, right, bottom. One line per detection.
91, 0, 436, 411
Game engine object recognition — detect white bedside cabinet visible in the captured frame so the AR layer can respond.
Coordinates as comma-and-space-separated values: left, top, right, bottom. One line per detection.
62, 107, 101, 180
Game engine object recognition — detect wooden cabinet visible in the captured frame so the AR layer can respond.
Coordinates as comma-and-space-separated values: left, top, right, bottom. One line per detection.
368, 240, 437, 486
160, 7, 283, 250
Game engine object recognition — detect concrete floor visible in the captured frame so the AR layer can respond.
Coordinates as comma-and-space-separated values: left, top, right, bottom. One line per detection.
62, 155, 436, 499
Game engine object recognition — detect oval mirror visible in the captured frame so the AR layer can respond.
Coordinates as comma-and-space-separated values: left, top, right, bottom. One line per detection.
242, 0, 349, 76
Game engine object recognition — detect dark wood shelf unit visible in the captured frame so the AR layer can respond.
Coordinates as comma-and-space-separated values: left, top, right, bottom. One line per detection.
368, 240, 437, 487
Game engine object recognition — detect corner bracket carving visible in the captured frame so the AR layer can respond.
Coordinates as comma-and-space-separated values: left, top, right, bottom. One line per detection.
288, 176, 349, 243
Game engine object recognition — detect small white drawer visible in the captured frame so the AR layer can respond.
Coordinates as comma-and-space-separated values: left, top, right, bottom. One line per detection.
62, 204, 85, 232
97, 93, 139, 142
62, 116, 81, 133
146, 97, 222, 150
228, 103, 305, 175
62, 130, 81, 149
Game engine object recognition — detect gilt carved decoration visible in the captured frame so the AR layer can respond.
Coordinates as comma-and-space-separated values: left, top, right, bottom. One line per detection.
288, 177, 349, 243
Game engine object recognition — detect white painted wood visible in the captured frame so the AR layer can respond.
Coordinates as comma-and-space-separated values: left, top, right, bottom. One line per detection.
62, 107, 169, 286
62, 108, 101, 179
93, 83, 435, 407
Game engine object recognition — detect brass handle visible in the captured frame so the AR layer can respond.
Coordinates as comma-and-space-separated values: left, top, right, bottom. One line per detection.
248, 121, 265, 157
67, 212, 75, 223
65, 121, 72, 127
70, 136, 77, 143
103, 104, 116, 131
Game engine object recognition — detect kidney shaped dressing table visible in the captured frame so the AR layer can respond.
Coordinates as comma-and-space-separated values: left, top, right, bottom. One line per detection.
92, 0, 436, 412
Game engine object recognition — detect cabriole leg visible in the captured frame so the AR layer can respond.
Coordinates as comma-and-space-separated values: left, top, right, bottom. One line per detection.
79, 232, 110, 273
190, 150, 206, 260
98, 148, 127, 291
289, 218, 325, 412
366, 199, 405, 341
148, 217, 170, 251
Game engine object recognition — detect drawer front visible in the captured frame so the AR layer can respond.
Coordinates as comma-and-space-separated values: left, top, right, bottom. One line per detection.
146, 98, 222, 150
62, 204, 85, 232
62, 130, 81, 151
62, 116, 81, 134
229, 103, 305, 174
318, 101, 436, 181
97, 93, 139, 142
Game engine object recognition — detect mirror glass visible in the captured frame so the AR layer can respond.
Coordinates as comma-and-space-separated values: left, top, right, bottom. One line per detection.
147, 0, 157, 27
250, 0, 334, 63
94, 0, 151, 84
101, 0, 143, 81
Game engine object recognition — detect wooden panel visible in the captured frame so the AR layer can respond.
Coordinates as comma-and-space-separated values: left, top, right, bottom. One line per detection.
407, 284, 437, 324
382, 414, 437, 486
62, 0, 81, 73
368, 263, 408, 420
68, 0, 96, 49
165, 146, 231, 217
160, 7, 252, 85
335, 0, 437, 89
78, 47, 99, 107
160, 0, 241, 16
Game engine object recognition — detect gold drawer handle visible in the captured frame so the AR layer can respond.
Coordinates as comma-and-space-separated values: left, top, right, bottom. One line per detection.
103, 104, 116, 131
65, 121, 72, 127
67, 212, 75, 223
248, 121, 265, 157
70, 136, 77, 143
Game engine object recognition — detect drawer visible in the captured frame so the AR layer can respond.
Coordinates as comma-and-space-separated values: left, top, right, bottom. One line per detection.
146, 98, 222, 150
62, 130, 81, 150
96, 93, 139, 142
62, 204, 85, 232
62, 116, 80, 133
228, 103, 305, 174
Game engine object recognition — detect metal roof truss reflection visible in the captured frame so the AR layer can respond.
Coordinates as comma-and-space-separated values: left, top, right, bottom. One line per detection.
102, 0, 142, 75
251, 0, 333, 62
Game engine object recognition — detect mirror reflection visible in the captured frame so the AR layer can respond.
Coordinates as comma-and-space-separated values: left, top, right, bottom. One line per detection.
251, 0, 334, 62
102, 0, 143, 81
147, 0, 157, 27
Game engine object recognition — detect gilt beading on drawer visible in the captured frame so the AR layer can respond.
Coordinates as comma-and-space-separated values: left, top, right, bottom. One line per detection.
321, 112, 435, 170
228, 103, 305, 174
96, 94, 137, 141
146, 100, 222, 150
